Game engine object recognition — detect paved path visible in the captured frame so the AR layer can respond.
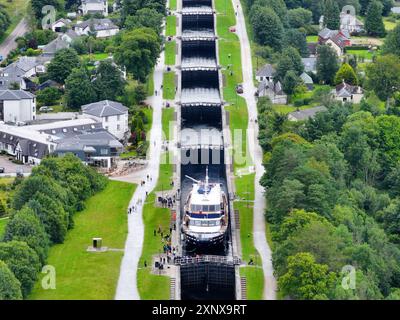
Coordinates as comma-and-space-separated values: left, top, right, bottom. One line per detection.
0, 18, 28, 60
114, 25, 166, 300
232, 0, 277, 300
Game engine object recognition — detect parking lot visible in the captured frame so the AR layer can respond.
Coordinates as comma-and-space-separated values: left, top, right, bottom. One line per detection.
0, 155, 32, 176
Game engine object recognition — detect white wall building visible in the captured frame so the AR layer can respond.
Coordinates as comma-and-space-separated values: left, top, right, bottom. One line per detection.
0, 90, 36, 124
80, 0, 108, 16
74, 18, 119, 38
81, 100, 129, 140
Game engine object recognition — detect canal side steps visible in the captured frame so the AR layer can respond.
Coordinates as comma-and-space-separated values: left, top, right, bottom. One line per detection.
170, 277, 176, 300
240, 277, 247, 300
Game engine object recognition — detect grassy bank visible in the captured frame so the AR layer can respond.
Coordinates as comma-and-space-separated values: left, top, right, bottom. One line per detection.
216, 0, 263, 299
166, 15, 177, 36
29, 180, 136, 300
163, 71, 175, 100
165, 41, 176, 66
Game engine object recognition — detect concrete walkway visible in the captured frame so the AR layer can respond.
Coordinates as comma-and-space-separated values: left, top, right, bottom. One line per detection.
0, 18, 28, 59
114, 24, 166, 300
232, 0, 277, 300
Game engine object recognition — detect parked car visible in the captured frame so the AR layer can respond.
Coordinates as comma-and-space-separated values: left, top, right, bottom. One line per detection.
0, 167, 4, 173
236, 84, 243, 94
39, 106, 53, 113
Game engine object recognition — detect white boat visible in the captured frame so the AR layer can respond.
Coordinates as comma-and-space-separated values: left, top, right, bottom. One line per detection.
183, 167, 228, 248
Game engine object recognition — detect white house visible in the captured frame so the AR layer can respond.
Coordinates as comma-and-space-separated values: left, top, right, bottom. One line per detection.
51, 18, 71, 32
255, 64, 275, 82
79, 0, 108, 16
340, 12, 364, 33
0, 90, 36, 124
74, 18, 119, 38
81, 100, 129, 140
333, 81, 364, 104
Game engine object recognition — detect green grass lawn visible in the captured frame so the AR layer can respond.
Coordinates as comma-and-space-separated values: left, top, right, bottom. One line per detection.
166, 15, 176, 36
165, 41, 176, 66
240, 266, 264, 300
384, 18, 397, 31
0, 0, 28, 45
29, 180, 136, 300
306, 35, 318, 43
162, 107, 174, 141
137, 154, 173, 299
80, 53, 110, 61
216, 0, 263, 300
146, 69, 155, 96
163, 72, 175, 100
346, 49, 374, 60
0, 217, 9, 239
169, 0, 177, 10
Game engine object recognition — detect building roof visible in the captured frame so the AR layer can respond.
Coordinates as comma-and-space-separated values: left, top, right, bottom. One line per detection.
62, 29, 80, 40
75, 18, 118, 31
0, 90, 35, 100
318, 28, 350, 48
81, 100, 128, 117
302, 57, 317, 73
42, 36, 70, 55
288, 106, 327, 121
24, 118, 101, 137
300, 72, 313, 84
258, 80, 285, 95
55, 130, 123, 153
335, 81, 361, 98
391, 7, 400, 14
52, 18, 71, 26
256, 64, 276, 78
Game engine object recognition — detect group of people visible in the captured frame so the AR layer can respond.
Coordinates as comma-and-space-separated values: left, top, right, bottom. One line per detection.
127, 198, 144, 215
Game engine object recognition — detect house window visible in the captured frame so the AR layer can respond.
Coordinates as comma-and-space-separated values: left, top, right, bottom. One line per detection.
117, 115, 120, 121
105, 116, 109, 122
100, 149, 108, 155
117, 124, 120, 131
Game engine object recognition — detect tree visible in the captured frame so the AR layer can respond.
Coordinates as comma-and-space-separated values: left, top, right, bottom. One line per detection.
0, 6, 11, 39
30, 0, 63, 21
65, 68, 97, 109
113, 27, 161, 82
250, 7, 284, 50
382, 24, 400, 56
278, 252, 336, 300
334, 63, 358, 85
323, 0, 340, 30
316, 45, 339, 85
3, 207, 50, 264
275, 46, 304, 81
283, 70, 301, 97
287, 8, 313, 28
46, 48, 80, 84
365, 0, 386, 37
366, 54, 400, 101
0, 260, 22, 300
93, 60, 126, 101
36, 87, 62, 107
0, 200, 6, 217
124, 8, 163, 34
283, 29, 309, 57
0, 241, 40, 298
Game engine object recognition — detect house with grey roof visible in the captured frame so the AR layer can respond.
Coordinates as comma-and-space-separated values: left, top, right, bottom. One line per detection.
300, 72, 314, 90
61, 30, 80, 43
41, 35, 70, 57
333, 81, 364, 103
288, 106, 327, 121
256, 64, 276, 82
0, 90, 36, 123
81, 100, 129, 140
79, 0, 108, 16
302, 57, 317, 74
257, 80, 287, 104
74, 18, 119, 38
54, 130, 123, 169
51, 18, 72, 32
0, 56, 49, 90
318, 28, 351, 56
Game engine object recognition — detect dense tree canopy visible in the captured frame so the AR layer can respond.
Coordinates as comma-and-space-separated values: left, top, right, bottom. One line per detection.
47, 48, 80, 84
0, 261, 22, 300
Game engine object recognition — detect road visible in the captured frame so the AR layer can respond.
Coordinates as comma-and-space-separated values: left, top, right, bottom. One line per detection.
114, 25, 166, 300
232, 0, 277, 300
0, 18, 28, 60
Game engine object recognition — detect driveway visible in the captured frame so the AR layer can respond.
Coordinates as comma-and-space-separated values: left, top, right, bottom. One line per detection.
0, 155, 32, 176
0, 18, 28, 60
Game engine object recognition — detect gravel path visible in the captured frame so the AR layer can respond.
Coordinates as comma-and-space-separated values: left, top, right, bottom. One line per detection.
231, 0, 277, 300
